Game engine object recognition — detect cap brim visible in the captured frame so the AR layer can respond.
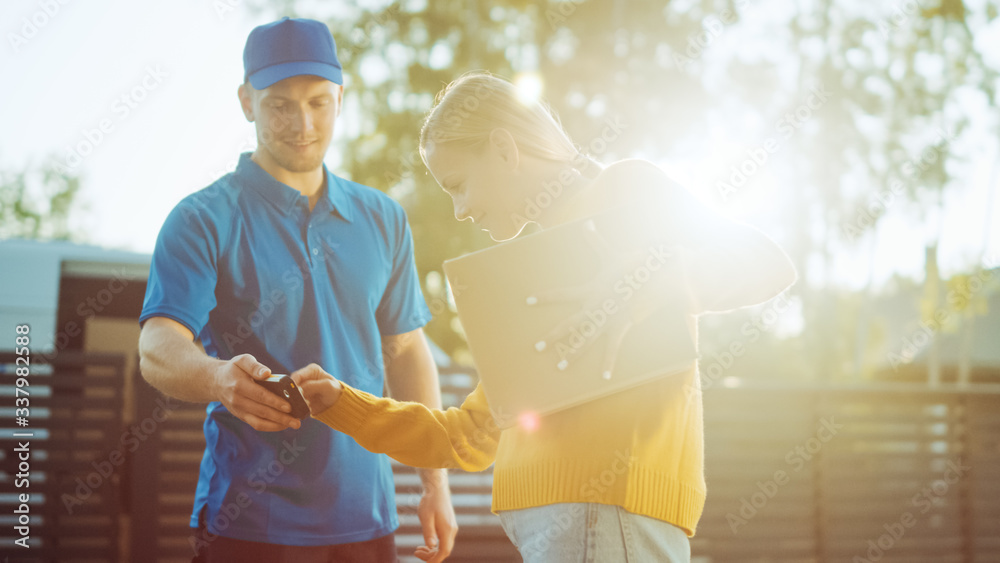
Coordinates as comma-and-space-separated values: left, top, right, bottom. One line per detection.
248, 61, 343, 89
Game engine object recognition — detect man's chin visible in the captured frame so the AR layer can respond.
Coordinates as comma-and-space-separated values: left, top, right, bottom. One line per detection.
261, 144, 327, 173
276, 153, 326, 173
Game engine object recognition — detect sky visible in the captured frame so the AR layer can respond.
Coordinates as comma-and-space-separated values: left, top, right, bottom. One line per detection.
1, 0, 273, 252
2, 0, 998, 289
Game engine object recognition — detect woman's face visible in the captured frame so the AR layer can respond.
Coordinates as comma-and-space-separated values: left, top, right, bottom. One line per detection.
425, 139, 537, 241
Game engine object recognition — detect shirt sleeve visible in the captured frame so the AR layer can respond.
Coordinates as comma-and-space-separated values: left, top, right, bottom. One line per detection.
314, 382, 500, 472
375, 207, 432, 335
139, 197, 221, 337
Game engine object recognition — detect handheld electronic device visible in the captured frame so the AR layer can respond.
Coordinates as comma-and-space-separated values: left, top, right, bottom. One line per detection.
256, 374, 311, 420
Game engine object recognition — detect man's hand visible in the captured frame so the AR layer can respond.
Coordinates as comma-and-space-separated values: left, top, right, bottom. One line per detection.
414, 475, 457, 563
290, 363, 344, 415
211, 354, 301, 431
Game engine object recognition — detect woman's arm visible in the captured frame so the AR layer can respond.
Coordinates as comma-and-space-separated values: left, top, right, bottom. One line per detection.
521, 160, 797, 374
685, 222, 798, 313
292, 365, 500, 472
614, 160, 798, 313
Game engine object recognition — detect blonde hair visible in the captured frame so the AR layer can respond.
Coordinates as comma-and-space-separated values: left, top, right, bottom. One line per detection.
419, 71, 603, 178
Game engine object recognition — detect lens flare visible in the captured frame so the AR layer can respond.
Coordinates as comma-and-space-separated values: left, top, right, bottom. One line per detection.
518, 411, 540, 432
514, 73, 543, 106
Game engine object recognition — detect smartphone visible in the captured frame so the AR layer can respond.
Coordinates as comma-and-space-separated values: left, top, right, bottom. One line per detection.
255, 374, 311, 420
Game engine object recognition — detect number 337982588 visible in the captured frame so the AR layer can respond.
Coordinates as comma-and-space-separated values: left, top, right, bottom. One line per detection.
14, 325, 30, 407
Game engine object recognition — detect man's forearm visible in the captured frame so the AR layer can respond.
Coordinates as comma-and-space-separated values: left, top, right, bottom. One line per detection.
138, 320, 223, 403
140, 318, 297, 431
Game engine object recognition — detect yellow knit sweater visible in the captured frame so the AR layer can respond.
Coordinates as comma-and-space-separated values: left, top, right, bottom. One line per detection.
316, 362, 706, 536
314, 160, 796, 538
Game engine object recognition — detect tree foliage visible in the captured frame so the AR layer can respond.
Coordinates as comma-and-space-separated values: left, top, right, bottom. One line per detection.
246, 0, 999, 374
0, 159, 85, 241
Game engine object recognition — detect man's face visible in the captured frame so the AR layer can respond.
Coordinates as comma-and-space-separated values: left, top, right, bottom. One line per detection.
240, 74, 343, 174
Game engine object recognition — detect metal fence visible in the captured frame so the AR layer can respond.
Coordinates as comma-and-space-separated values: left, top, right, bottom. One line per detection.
1, 353, 998, 562
0, 352, 126, 562
697, 382, 1000, 563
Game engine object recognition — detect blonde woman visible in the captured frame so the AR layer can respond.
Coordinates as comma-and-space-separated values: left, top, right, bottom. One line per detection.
292, 72, 797, 563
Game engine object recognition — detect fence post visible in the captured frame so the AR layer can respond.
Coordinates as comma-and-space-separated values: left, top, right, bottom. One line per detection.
129, 372, 164, 560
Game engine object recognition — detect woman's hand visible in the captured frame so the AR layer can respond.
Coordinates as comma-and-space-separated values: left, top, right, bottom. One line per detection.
290, 363, 344, 415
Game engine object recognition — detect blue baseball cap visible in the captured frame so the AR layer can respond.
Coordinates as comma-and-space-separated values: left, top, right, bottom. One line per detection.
243, 17, 343, 89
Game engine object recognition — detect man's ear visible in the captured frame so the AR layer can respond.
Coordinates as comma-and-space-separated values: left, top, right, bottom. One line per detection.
238, 83, 255, 122
334, 84, 344, 119
488, 128, 519, 171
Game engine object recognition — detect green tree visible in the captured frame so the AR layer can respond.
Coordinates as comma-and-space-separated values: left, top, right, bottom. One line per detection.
245, 0, 999, 372
0, 159, 85, 241
247, 0, 715, 358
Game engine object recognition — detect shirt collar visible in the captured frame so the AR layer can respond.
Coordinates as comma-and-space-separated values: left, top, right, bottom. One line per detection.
235, 152, 353, 222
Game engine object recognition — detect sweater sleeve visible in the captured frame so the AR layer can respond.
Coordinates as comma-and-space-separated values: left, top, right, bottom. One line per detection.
625, 162, 798, 313
313, 382, 500, 472
684, 219, 798, 313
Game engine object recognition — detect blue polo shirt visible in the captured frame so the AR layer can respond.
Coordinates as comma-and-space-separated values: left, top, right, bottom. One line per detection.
140, 152, 432, 546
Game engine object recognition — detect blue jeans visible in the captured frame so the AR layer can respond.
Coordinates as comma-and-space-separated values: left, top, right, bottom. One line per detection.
498, 503, 690, 563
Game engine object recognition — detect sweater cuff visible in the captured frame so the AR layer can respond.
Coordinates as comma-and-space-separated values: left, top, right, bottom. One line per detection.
313, 383, 378, 435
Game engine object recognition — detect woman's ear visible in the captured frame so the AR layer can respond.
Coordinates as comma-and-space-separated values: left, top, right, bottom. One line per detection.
488, 128, 520, 172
